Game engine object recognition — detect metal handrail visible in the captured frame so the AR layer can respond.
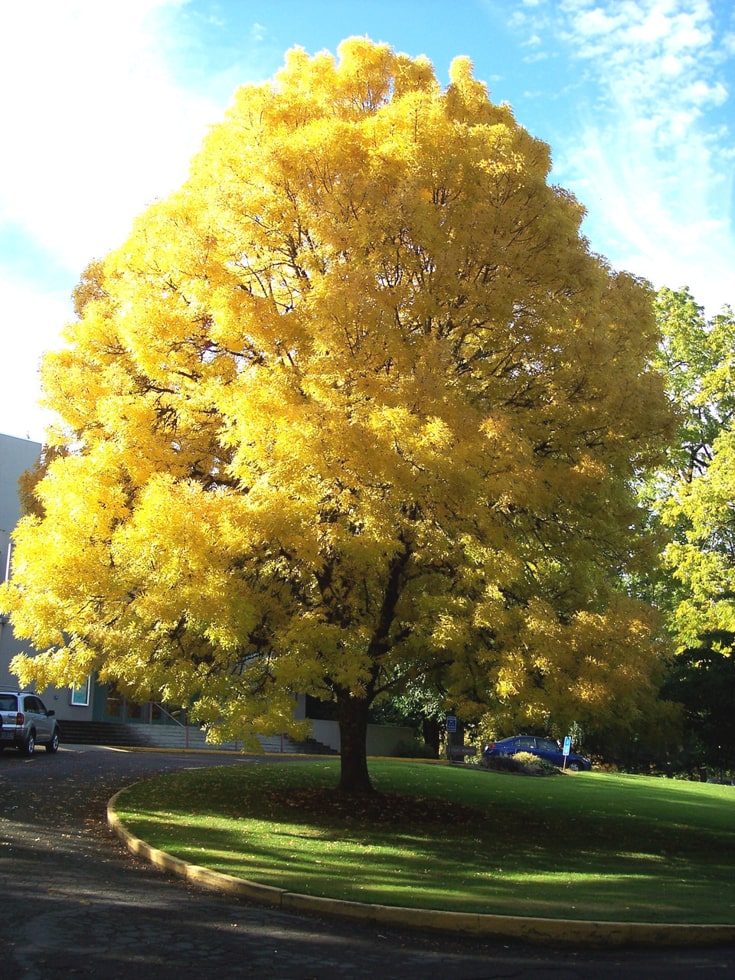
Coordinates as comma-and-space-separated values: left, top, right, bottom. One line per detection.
147, 701, 195, 748
147, 701, 186, 728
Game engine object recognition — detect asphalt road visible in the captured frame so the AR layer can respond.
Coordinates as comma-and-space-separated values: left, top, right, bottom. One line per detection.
0, 744, 733, 979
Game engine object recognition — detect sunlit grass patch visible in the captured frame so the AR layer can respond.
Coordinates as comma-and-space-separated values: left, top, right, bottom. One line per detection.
114, 760, 735, 922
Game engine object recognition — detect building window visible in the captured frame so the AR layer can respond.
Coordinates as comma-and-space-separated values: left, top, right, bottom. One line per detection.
70, 677, 91, 707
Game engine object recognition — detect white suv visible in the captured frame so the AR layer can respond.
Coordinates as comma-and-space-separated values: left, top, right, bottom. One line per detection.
0, 691, 60, 756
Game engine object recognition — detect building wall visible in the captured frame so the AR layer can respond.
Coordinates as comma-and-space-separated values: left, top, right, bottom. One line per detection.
0, 433, 42, 690
309, 719, 417, 756
294, 695, 419, 755
0, 433, 97, 721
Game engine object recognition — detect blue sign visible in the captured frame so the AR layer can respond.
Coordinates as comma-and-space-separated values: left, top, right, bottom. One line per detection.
563, 736, 572, 756
446, 715, 457, 733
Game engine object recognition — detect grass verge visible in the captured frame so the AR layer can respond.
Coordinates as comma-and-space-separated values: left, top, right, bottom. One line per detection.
113, 759, 735, 923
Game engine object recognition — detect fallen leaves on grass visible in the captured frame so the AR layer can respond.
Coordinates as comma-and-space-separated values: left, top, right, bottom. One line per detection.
265, 788, 482, 829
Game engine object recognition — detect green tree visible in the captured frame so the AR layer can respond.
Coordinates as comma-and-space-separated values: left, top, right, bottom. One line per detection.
1, 40, 672, 794
661, 632, 735, 771
369, 680, 448, 757
653, 288, 735, 644
645, 288, 735, 768
653, 287, 729, 485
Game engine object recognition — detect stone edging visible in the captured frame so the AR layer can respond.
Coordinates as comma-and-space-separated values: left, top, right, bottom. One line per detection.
107, 791, 735, 949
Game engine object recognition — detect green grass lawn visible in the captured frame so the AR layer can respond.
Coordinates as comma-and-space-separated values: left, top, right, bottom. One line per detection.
113, 759, 735, 923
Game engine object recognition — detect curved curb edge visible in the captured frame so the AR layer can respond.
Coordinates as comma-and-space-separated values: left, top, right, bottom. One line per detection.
106, 791, 735, 949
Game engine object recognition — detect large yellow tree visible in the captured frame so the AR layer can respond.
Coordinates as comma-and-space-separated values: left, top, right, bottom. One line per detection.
2, 40, 672, 791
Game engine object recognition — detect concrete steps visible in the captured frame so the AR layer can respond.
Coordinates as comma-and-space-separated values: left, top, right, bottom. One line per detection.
60, 720, 152, 747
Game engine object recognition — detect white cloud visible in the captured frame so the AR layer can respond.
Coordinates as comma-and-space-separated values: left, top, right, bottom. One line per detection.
0, 0, 242, 441
682, 78, 728, 105
629, 6, 671, 44
573, 5, 622, 40
0, 0, 223, 275
545, 0, 734, 314
0, 275, 70, 442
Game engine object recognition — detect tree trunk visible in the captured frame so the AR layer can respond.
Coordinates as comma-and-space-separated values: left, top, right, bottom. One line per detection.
423, 716, 441, 758
337, 692, 373, 794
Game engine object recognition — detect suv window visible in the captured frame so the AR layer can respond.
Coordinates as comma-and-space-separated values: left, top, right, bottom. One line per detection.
0, 694, 18, 711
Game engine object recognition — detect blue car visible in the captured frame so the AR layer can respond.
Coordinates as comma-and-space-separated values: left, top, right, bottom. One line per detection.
483, 735, 591, 771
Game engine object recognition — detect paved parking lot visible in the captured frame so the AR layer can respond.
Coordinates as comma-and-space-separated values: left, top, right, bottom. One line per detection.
0, 744, 733, 978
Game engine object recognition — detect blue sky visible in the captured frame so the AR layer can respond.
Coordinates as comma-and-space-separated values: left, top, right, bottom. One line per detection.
1, 0, 733, 442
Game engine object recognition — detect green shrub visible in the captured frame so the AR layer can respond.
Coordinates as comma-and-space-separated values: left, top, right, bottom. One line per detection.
512, 751, 559, 775
480, 753, 522, 773
480, 751, 559, 776
392, 739, 437, 759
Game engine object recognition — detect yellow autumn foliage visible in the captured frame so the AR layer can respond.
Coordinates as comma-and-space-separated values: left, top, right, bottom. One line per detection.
1, 39, 673, 780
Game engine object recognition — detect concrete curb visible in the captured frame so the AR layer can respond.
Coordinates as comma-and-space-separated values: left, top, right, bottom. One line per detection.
106, 791, 735, 949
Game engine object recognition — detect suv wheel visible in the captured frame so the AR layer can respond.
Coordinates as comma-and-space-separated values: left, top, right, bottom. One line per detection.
22, 731, 36, 757
46, 730, 60, 754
